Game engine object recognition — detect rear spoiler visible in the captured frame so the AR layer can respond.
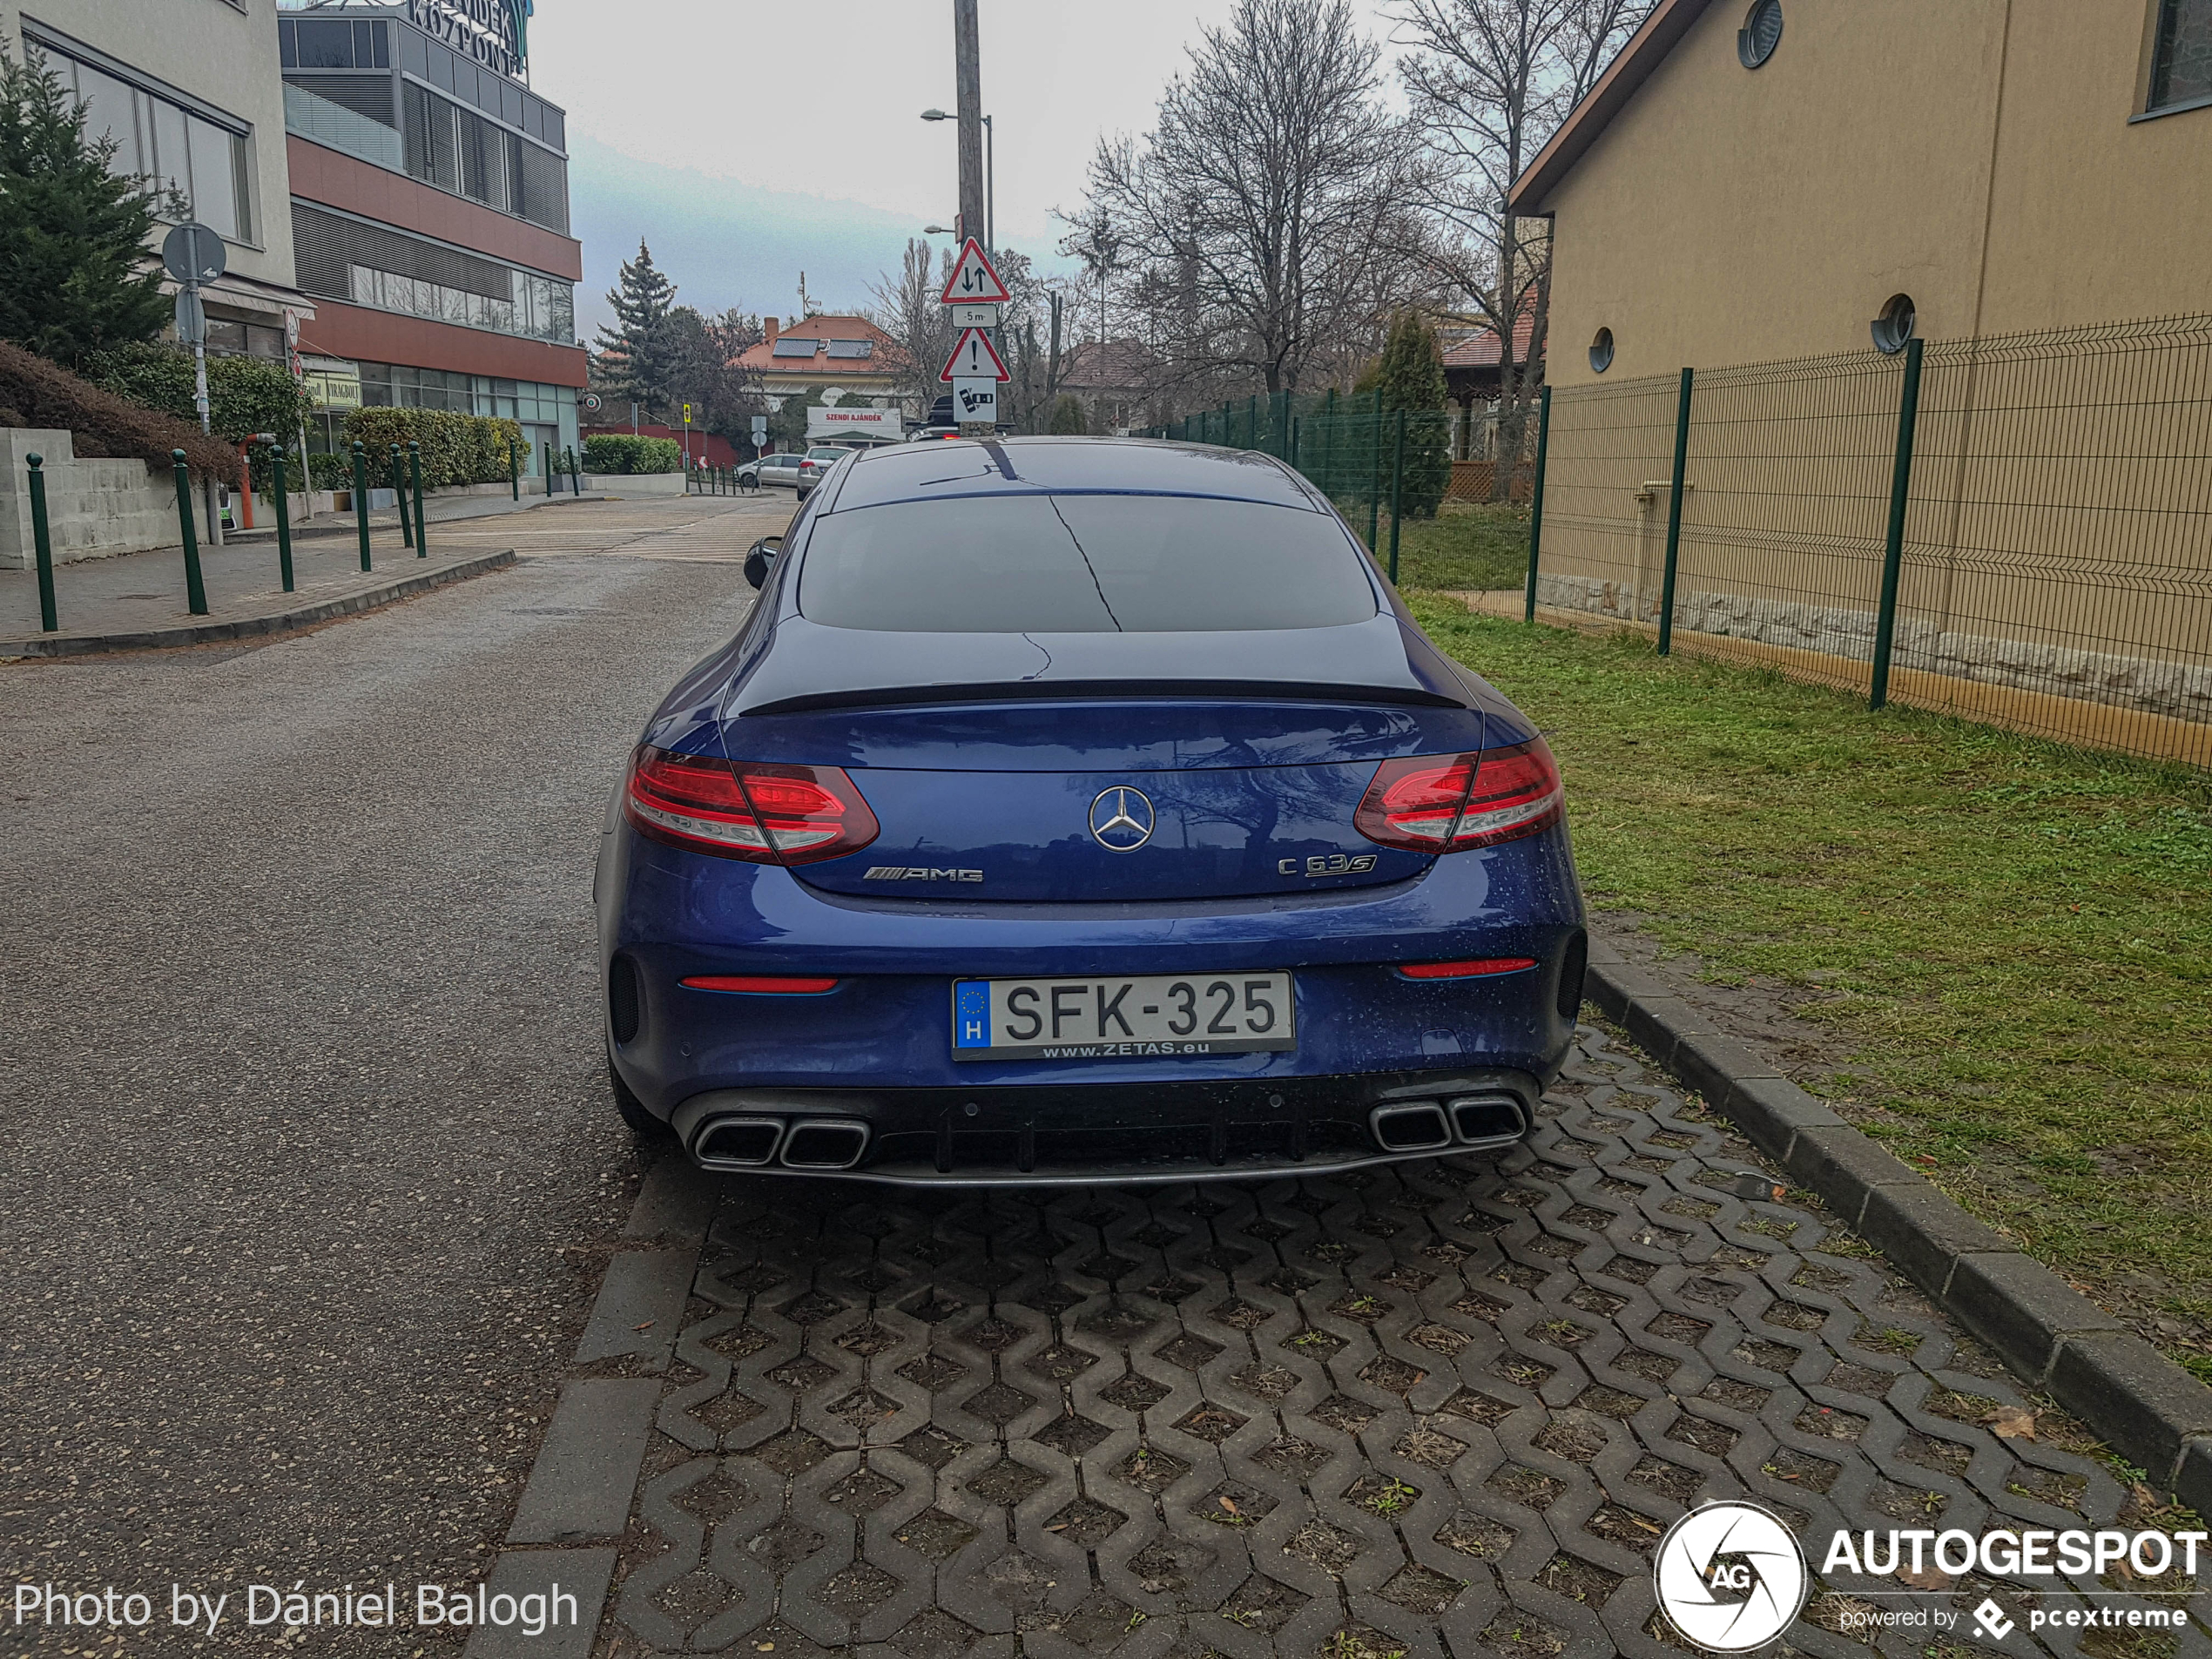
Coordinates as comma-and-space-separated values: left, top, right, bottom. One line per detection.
742, 678, 1466, 717
729, 616, 1474, 717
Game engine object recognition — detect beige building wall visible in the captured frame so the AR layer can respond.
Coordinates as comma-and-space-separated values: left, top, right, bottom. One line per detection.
1533, 0, 2211, 388
2, 0, 301, 323
1511, 1, 2212, 761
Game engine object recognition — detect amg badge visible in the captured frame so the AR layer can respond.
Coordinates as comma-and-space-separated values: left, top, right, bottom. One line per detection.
1278, 853, 1379, 878
864, 866, 984, 882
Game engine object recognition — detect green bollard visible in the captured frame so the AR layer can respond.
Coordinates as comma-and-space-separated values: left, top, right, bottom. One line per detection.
352, 442, 372, 571
509, 435, 520, 502
1386, 408, 1406, 585
268, 442, 294, 593
171, 449, 208, 615
570, 447, 581, 497
409, 441, 426, 559
390, 442, 414, 550
27, 452, 57, 631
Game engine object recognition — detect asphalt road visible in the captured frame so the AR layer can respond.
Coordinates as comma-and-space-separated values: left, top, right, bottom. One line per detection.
0, 496, 780, 1653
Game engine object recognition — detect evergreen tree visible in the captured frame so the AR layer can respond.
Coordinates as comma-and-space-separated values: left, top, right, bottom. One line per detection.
0, 45, 172, 368
1048, 395, 1089, 435
594, 241, 681, 418
1366, 310, 1450, 519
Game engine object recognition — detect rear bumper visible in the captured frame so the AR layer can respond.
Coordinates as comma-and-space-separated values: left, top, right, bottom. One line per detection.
667, 1067, 1540, 1185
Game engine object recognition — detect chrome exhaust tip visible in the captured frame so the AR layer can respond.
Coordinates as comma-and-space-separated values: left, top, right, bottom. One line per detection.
780, 1118, 870, 1170
1368, 1100, 1452, 1152
1447, 1093, 1527, 1146
691, 1116, 785, 1169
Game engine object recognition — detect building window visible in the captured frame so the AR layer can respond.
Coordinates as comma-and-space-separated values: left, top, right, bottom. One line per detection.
293, 204, 575, 347
1871, 293, 1916, 354
34, 41, 253, 241
279, 18, 390, 71
2150, 0, 2212, 111
401, 81, 568, 234
1737, 0, 1784, 68
1589, 327, 1615, 374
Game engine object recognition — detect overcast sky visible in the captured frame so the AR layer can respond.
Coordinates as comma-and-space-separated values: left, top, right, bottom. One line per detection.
526, 0, 1406, 331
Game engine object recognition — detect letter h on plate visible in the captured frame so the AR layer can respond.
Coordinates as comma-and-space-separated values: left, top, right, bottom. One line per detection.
954, 981, 990, 1048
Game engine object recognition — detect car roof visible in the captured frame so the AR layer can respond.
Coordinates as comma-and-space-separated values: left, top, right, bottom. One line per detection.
823, 435, 1323, 513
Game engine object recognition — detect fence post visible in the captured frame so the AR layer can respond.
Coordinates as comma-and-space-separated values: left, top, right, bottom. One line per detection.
269, 442, 294, 594
352, 442, 372, 571
570, 447, 582, 497
409, 441, 427, 558
509, 436, 520, 502
1386, 408, 1406, 584
1524, 386, 1552, 624
1247, 393, 1258, 451
171, 449, 208, 615
26, 452, 57, 631
390, 443, 414, 550
1366, 391, 1383, 553
1656, 367, 1693, 655
1290, 415, 1300, 473
1870, 335, 1925, 711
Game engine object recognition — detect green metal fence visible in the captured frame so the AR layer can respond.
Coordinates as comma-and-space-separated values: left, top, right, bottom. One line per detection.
1521, 314, 2212, 768
1143, 392, 1453, 583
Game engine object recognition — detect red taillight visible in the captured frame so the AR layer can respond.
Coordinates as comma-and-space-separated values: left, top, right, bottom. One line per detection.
1398, 958, 1538, 980
1355, 740, 1562, 853
624, 747, 880, 865
681, 975, 840, 994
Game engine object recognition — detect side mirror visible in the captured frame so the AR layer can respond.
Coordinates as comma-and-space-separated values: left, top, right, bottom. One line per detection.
743, 534, 782, 590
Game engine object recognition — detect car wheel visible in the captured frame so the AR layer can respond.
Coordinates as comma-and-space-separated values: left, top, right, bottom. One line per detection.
608, 1047, 673, 1139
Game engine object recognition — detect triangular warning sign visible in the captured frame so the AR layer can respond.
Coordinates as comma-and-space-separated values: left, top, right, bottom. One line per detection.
940, 326, 1011, 383
939, 238, 1010, 305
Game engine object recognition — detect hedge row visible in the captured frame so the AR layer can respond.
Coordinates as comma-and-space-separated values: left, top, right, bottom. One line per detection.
84, 342, 314, 449
340, 408, 529, 489
0, 339, 236, 479
581, 434, 681, 474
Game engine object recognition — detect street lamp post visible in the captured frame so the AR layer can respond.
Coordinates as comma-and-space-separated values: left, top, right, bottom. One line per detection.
920, 108, 992, 256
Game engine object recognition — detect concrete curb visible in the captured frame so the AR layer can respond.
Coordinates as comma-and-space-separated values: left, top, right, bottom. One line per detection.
0, 549, 516, 658
468, 1156, 718, 1657
1584, 938, 2212, 1515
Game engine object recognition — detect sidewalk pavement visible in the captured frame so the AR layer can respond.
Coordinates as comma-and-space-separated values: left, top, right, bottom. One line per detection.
0, 490, 796, 657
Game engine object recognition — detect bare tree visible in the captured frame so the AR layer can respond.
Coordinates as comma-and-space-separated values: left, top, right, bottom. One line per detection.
1082, 0, 1427, 399
867, 238, 956, 411
1390, 0, 1648, 491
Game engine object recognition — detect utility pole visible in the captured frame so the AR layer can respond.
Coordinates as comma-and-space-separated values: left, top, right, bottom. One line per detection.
954, 1, 985, 267
953, 0, 988, 435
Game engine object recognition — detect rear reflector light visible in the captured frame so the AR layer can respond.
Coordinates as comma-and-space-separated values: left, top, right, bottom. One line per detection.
1354, 739, 1563, 853
680, 975, 840, 995
625, 746, 879, 865
1398, 958, 1538, 980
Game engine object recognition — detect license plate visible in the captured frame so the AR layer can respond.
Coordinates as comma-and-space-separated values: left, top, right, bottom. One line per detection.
951, 972, 1295, 1062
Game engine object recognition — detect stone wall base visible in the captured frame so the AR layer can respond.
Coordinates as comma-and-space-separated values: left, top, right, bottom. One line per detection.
1534, 571, 2212, 725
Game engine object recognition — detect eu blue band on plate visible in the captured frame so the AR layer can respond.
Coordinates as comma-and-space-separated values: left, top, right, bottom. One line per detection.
953, 981, 991, 1048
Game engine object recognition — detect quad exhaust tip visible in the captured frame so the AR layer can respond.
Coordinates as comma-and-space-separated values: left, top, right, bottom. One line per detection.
1369, 1101, 1453, 1151
690, 1114, 872, 1171
779, 1119, 871, 1170
1369, 1094, 1528, 1154
691, 1116, 784, 1168
1447, 1093, 1527, 1144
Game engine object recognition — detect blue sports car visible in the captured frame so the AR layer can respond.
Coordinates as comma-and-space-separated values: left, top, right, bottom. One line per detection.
596, 437, 1586, 1184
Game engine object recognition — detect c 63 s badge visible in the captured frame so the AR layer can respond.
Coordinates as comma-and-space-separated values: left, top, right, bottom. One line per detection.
1279, 853, 1379, 878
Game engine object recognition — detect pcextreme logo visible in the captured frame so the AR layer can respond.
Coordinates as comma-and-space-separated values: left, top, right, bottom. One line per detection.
1653, 1501, 1810, 1652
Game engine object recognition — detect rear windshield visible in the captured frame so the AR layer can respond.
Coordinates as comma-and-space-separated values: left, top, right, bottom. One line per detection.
797, 494, 1378, 632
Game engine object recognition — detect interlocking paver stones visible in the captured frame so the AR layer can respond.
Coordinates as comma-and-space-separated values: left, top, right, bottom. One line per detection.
588, 1027, 2203, 1658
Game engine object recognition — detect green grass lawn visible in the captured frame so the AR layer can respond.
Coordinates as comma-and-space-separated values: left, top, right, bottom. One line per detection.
1407, 599, 2212, 1376
1364, 501, 1532, 593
